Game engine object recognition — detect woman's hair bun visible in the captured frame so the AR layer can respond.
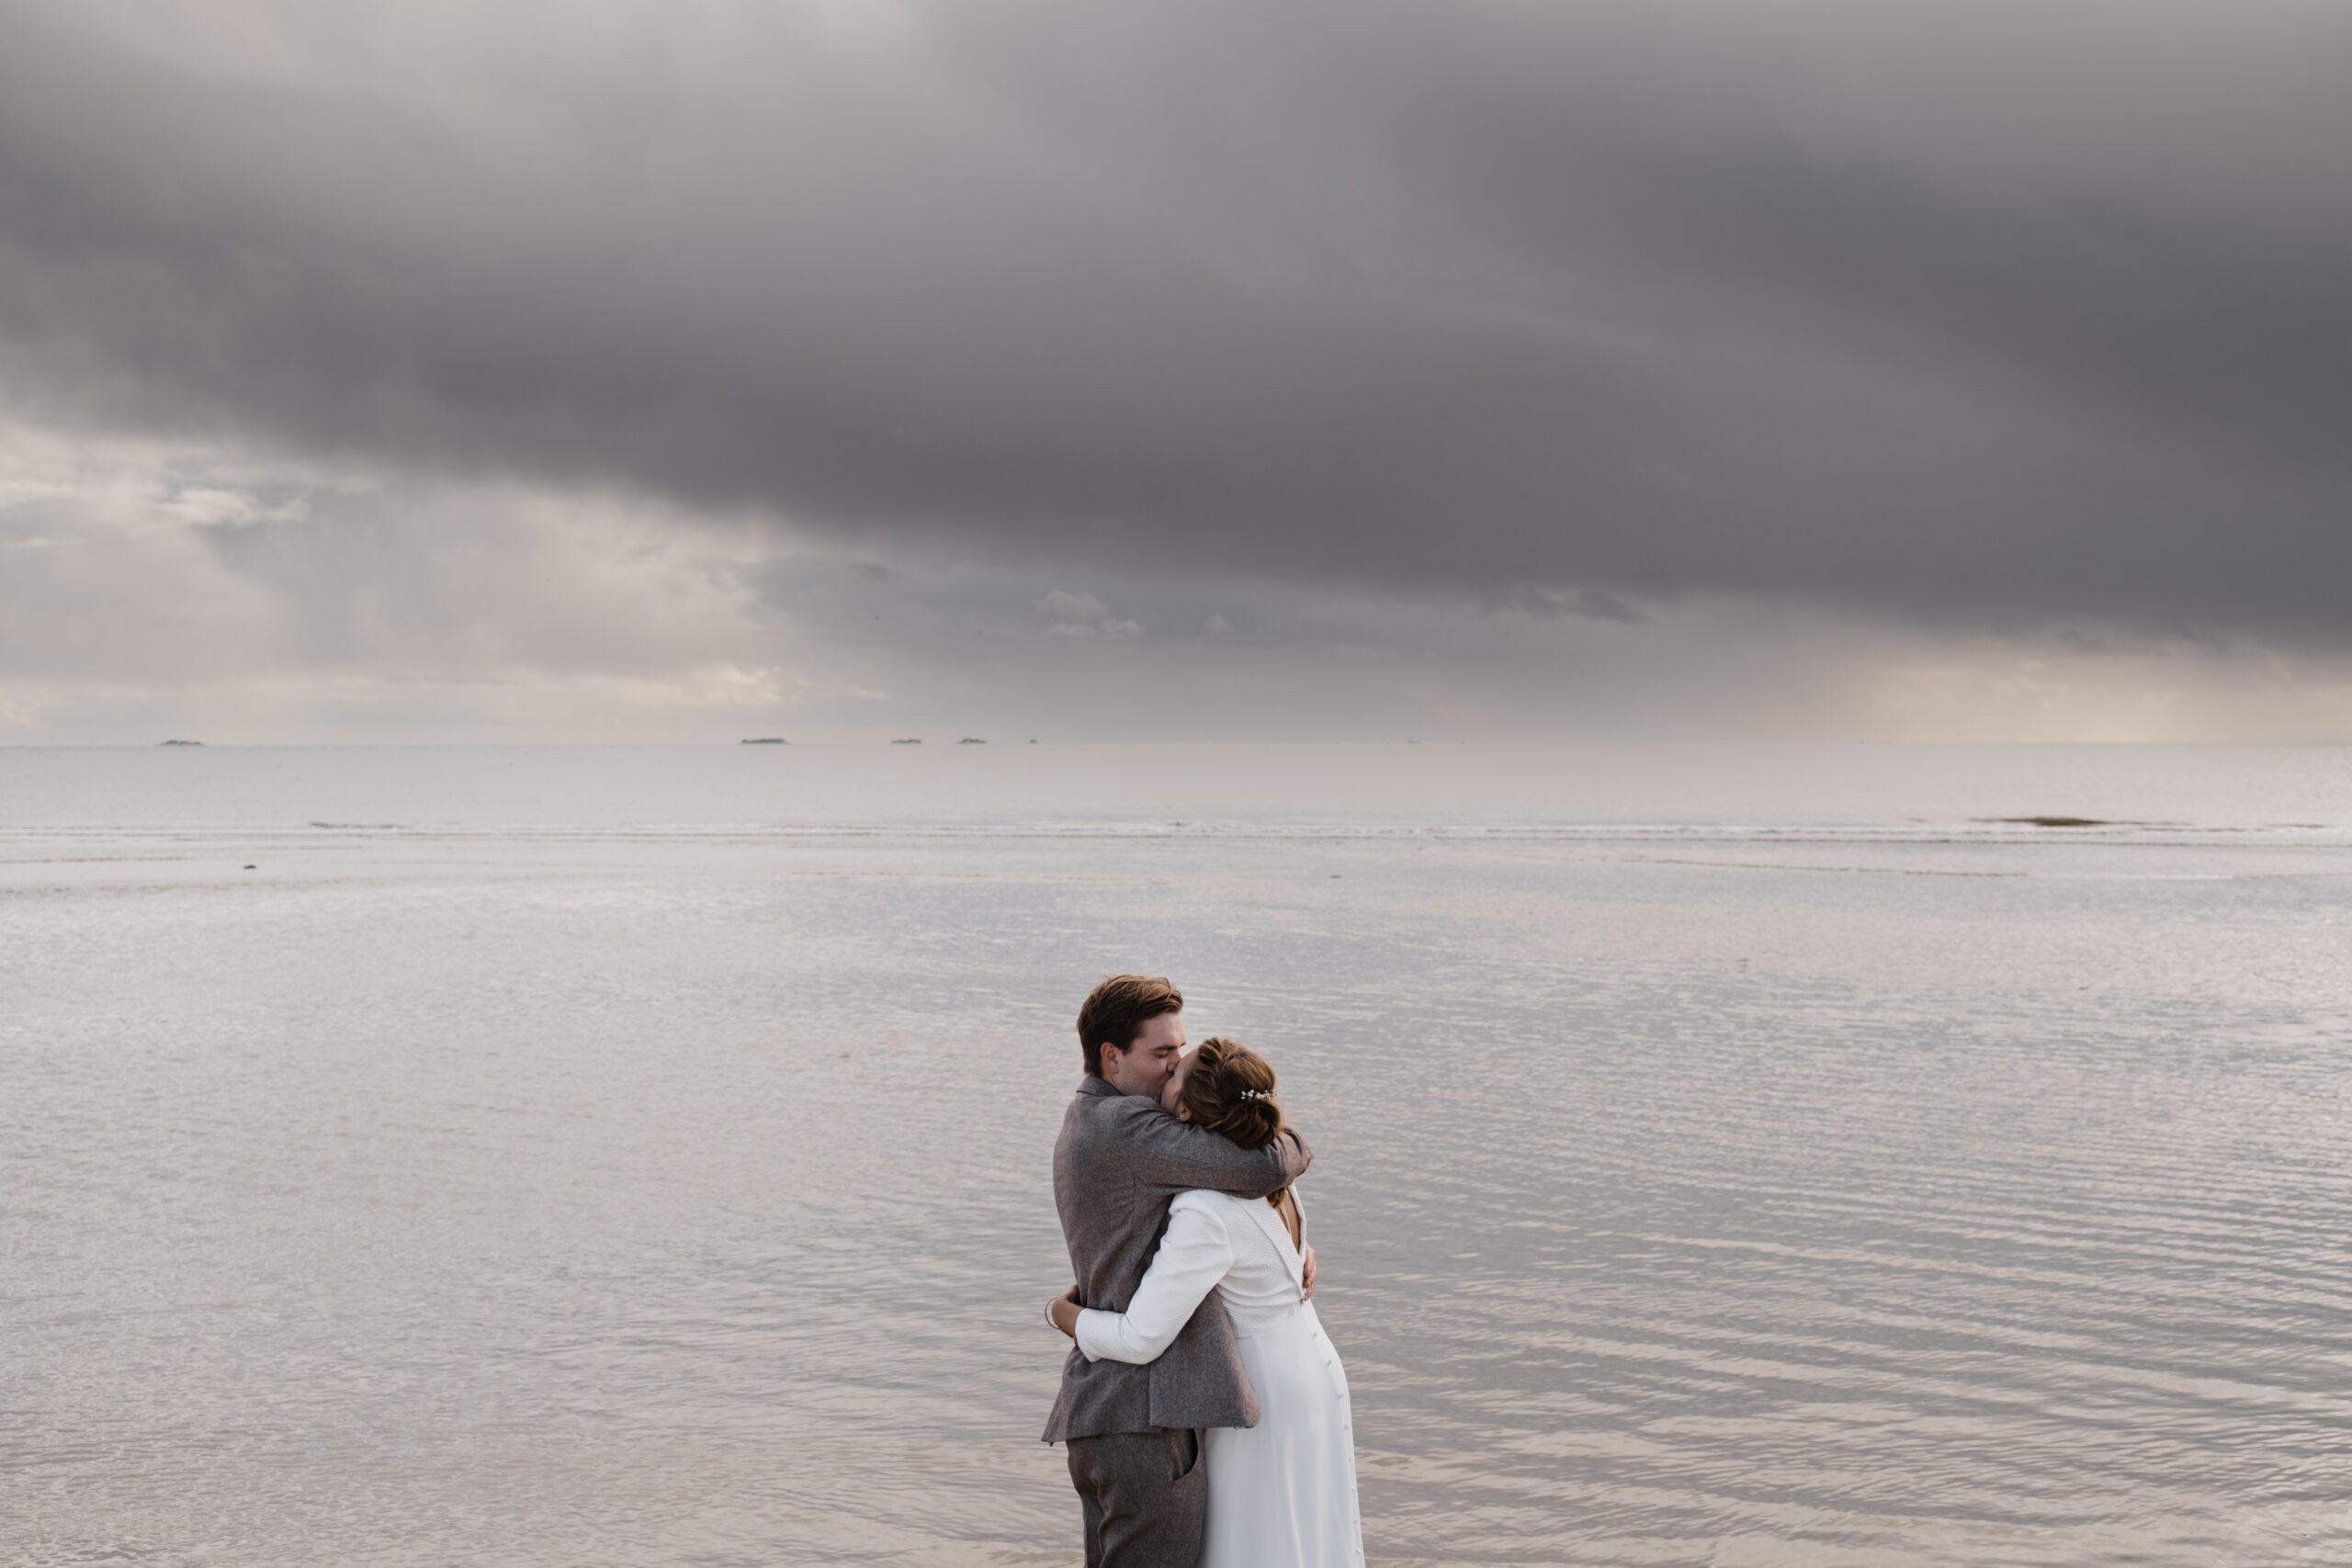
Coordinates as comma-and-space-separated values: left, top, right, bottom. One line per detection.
1178, 1036, 1283, 1150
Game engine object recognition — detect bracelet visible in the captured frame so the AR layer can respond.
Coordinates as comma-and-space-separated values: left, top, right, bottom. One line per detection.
1046, 1298, 1060, 1332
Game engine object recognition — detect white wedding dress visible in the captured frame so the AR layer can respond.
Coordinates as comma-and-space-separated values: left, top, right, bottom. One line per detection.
1074, 1190, 1365, 1568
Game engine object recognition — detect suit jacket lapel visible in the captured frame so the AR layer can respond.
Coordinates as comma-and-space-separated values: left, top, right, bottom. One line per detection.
1232, 1193, 1306, 1292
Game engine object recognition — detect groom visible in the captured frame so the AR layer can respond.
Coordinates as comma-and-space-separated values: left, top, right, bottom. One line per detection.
1043, 975, 1314, 1568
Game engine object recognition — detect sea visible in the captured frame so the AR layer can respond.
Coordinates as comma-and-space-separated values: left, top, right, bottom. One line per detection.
5, 742, 2348, 1567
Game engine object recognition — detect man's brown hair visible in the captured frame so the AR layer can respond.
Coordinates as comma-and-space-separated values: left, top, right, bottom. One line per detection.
1076, 974, 1184, 1077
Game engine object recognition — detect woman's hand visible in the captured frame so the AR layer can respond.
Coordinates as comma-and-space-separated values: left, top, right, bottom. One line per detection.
1046, 1287, 1081, 1337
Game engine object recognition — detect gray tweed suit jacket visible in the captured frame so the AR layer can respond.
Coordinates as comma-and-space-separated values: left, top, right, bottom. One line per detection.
1043, 1076, 1312, 1443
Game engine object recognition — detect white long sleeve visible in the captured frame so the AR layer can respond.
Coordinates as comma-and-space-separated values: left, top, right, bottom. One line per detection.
1074, 1196, 1233, 1364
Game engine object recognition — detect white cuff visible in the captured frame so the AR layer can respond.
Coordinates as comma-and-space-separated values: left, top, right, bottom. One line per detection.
1073, 1308, 1115, 1362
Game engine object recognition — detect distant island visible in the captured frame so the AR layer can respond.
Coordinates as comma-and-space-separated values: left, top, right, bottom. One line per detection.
891, 738, 922, 745
958, 737, 987, 745
159, 739, 204, 746
739, 737, 787, 745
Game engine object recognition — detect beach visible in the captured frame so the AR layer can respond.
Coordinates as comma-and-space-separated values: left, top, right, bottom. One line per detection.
6, 742, 2349, 1565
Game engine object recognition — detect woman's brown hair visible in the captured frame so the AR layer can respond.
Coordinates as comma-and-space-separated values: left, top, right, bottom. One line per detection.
1178, 1037, 1290, 1206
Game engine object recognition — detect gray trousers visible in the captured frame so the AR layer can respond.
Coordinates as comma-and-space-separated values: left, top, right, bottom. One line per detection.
1064, 1427, 1204, 1568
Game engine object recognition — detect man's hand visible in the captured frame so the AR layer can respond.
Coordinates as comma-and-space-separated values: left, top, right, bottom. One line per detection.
1301, 1243, 1317, 1301
1046, 1285, 1081, 1337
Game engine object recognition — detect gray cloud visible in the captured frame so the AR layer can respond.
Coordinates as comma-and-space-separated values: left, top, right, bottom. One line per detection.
6, 422, 2350, 744
2, 0, 2347, 644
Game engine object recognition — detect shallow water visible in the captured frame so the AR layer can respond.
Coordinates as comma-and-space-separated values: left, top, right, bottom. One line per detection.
6, 745, 2350, 1565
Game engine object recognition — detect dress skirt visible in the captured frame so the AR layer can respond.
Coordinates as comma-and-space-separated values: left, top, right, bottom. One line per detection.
1201, 1302, 1365, 1568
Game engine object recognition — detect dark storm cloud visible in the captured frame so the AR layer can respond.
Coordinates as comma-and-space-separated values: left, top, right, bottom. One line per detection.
2, 0, 2347, 634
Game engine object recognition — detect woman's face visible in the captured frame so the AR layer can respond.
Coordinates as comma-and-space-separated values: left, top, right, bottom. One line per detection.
1160, 1050, 1194, 1119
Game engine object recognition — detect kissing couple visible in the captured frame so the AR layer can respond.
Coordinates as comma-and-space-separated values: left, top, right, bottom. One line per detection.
1043, 975, 1364, 1568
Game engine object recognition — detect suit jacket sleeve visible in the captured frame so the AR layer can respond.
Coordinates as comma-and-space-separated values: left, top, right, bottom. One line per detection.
1121, 1108, 1311, 1197
1073, 1200, 1232, 1365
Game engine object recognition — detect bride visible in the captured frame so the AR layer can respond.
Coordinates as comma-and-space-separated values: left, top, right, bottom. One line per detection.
1047, 1037, 1364, 1568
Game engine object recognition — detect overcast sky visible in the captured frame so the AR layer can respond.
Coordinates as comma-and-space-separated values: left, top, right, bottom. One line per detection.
3, 0, 2347, 742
